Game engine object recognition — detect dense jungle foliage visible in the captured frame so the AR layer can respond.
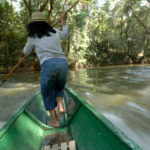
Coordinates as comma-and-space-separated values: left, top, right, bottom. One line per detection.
0, 0, 150, 72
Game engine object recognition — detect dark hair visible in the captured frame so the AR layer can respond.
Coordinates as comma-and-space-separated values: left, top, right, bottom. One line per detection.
27, 21, 56, 38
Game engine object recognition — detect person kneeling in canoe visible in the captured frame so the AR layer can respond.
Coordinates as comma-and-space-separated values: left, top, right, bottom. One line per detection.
23, 12, 69, 127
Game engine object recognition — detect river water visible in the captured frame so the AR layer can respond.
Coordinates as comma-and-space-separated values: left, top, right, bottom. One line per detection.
0, 65, 150, 149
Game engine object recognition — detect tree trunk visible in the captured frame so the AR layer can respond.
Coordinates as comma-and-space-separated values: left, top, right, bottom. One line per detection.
23, 0, 32, 20
129, 5, 150, 35
144, 36, 150, 57
48, 0, 54, 23
66, 32, 71, 56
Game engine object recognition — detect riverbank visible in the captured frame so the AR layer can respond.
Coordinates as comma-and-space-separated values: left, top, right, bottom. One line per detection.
0, 63, 150, 74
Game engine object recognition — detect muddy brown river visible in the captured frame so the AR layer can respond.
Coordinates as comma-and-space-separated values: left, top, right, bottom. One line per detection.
0, 65, 150, 149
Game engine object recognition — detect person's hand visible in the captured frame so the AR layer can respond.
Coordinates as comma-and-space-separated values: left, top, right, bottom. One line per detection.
60, 14, 67, 25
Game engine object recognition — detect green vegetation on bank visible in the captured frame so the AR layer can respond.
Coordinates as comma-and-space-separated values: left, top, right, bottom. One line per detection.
0, 0, 150, 73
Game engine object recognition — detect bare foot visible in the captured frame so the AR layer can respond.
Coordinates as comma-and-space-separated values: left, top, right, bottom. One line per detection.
47, 121, 60, 127
59, 108, 66, 114
56, 96, 66, 114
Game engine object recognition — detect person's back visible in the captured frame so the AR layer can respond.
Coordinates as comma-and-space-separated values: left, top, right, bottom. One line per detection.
24, 21, 68, 64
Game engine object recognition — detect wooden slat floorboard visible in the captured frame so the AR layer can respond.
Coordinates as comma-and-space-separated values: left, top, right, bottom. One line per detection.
43, 140, 76, 150
69, 141, 76, 150
51, 144, 59, 150
44, 145, 50, 150
61, 142, 67, 150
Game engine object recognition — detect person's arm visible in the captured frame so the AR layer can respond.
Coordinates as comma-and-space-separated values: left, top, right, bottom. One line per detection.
57, 14, 69, 40
23, 37, 34, 56
57, 25, 69, 40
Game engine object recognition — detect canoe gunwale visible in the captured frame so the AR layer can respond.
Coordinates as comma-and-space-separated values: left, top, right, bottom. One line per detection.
65, 87, 142, 150
25, 110, 53, 130
63, 90, 82, 126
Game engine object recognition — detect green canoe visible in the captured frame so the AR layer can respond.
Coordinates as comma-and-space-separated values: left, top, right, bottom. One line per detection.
0, 87, 142, 150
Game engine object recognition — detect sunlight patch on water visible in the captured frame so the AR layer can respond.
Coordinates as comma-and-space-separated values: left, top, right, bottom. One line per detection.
99, 84, 113, 93
79, 91, 133, 107
139, 86, 150, 96
123, 76, 129, 79
1, 82, 40, 88
127, 102, 148, 113
103, 112, 126, 128
0, 121, 6, 128
0, 82, 40, 96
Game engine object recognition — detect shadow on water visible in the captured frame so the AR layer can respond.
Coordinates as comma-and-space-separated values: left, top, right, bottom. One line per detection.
0, 66, 150, 149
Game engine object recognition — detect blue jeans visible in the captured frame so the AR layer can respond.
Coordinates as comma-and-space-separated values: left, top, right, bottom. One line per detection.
40, 58, 68, 111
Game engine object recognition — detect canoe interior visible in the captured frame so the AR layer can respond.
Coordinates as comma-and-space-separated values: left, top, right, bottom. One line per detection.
0, 87, 142, 150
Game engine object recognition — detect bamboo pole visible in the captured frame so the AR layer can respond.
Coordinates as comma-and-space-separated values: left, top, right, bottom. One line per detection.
52, 0, 80, 27
0, 55, 27, 87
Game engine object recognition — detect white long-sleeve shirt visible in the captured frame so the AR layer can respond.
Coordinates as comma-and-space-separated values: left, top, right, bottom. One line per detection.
23, 25, 69, 65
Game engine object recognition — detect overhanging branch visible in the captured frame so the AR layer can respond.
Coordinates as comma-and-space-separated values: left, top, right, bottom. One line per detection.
40, 0, 49, 12
52, 0, 80, 27
129, 5, 150, 35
